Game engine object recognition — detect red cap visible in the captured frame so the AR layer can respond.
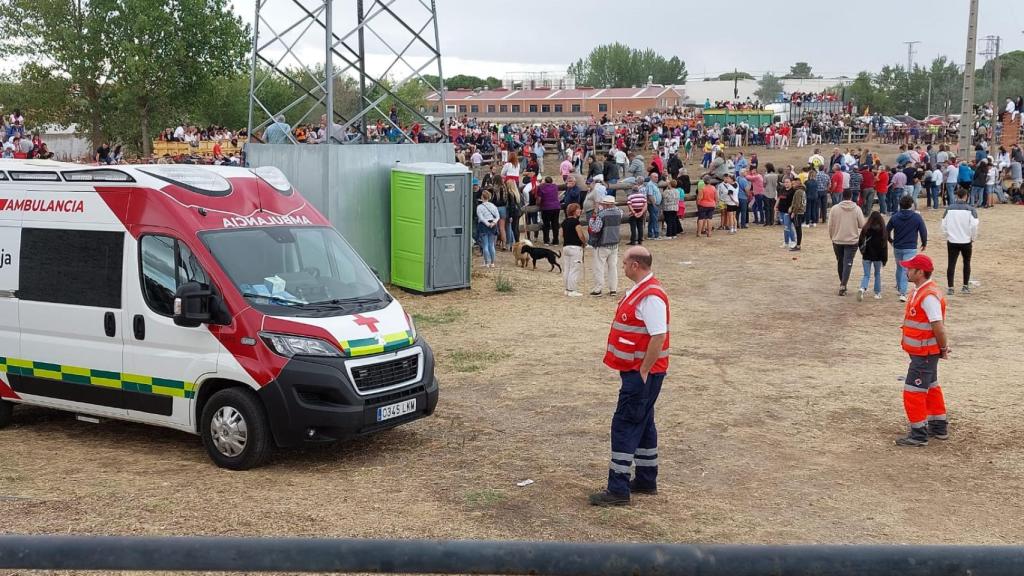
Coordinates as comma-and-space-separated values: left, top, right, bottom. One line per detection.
899, 254, 934, 272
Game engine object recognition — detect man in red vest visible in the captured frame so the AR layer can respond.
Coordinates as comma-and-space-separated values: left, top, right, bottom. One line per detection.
590, 246, 671, 506
896, 254, 950, 447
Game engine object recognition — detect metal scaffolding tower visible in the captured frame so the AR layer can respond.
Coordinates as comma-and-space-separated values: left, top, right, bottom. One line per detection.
247, 0, 447, 145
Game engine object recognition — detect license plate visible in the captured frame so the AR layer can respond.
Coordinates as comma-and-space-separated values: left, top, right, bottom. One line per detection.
377, 398, 416, 422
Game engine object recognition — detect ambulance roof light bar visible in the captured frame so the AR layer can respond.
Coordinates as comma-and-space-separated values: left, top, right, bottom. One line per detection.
251, 166, 293, 195
61, 169, 135, 183
138, 165, 232, 197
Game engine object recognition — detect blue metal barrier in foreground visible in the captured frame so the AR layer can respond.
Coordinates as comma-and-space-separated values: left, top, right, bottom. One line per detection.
2, 536, 1024, 575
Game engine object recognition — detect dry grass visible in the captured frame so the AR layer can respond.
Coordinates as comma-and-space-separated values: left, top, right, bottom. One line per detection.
3, 143, 1024, 570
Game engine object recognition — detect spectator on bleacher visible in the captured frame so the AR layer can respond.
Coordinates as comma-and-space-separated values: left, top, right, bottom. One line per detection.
30, 141, 53, 160
7, 109, 25, 139
173, 124, 186, 141
264, 115, 291, 144
96, 142, 112, 165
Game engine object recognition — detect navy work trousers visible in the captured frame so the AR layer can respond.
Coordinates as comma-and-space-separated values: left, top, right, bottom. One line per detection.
607, 370, 664, 496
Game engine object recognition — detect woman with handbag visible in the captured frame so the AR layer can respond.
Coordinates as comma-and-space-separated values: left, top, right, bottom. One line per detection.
857, 211, 888, 301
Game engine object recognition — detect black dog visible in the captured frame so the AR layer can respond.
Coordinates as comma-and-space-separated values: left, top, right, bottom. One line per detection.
520, 244, 562, 272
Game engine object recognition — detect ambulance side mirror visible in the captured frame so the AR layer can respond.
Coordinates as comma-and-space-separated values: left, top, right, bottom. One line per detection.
173, 281, 213, 327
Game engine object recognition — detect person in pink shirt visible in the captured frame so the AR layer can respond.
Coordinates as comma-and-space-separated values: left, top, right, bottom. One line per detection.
559, 156, 573, 182
748, 168, 766, 224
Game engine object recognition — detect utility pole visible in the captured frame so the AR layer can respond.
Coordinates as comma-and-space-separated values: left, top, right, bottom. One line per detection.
904, 40, 921, 72
993, 36, 1001, 117
958, 0, 979, 159
927, 77, 932, 117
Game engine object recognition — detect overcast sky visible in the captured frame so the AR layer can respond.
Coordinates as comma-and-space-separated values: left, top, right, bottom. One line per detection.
240, 0, 1024, 81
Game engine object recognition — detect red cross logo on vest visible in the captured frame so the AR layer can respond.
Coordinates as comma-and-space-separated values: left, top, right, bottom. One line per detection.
353, 314, 380, 333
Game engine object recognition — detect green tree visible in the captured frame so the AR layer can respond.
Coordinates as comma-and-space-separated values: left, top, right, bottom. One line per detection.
845, 71, 888, 114
784, 62, 817, 79
717, 71, 754, 81
568, 43, 686, 87
0, 0, 250, 153
755, 72, 783, 103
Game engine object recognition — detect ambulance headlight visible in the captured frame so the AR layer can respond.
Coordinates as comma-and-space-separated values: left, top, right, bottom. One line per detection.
259, 332, 342, 358
405, 312, 417, 341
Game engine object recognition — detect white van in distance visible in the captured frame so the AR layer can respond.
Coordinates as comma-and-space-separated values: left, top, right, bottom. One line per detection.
0, 159, 439, 469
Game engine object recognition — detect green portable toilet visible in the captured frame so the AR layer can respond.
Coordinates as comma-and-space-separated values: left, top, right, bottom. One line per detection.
390, 162, 472, 293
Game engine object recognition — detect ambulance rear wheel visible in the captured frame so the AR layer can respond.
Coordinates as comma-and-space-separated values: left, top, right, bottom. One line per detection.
0, 400, 12, 429
201, 388, 271, 470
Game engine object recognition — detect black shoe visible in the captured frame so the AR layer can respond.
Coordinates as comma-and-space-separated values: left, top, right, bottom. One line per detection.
789, 246, 801, 251
629, 480, 658, 495
608, 291, 618, 297
589, 290, 602, 296
927, 426, 949, 440
895, 435, 928, 447
589, 491, 630, 507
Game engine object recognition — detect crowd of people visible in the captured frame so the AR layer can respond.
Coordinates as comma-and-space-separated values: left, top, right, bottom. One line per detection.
470, 125, 1021, 303
0, 109, 56, 160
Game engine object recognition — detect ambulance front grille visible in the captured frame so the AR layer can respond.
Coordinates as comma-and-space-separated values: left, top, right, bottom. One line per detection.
350, 355, 419, 393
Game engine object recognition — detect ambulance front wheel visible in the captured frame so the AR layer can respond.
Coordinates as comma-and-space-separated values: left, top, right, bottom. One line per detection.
201, 388, 272, 470
0, 400, 12, 429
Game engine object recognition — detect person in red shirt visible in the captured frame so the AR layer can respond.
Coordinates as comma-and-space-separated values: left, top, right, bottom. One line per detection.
859, 165, 876, 215
829, 164, 845, 207
874, 166, 891, 215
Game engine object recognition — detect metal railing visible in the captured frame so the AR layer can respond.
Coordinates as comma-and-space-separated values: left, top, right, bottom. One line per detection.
2, 536, 1024, 575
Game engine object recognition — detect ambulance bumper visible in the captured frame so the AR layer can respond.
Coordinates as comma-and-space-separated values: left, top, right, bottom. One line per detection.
258, 339, 439, 447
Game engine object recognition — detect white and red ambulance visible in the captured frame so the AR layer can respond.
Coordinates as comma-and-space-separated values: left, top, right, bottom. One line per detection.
0, 159, 438, 469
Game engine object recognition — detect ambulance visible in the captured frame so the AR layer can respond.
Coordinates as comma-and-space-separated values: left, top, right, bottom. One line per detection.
0, 159, 439, 469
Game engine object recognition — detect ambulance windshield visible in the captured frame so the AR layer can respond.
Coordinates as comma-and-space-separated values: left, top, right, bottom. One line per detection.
202, 226, 388, 315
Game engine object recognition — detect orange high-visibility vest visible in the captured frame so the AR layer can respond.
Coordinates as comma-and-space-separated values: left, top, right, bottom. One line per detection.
902, 280, 946, 356
604, 276, 671, 373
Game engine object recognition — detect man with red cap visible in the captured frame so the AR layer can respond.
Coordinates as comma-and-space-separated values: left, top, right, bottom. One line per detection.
896, 253, 950, 447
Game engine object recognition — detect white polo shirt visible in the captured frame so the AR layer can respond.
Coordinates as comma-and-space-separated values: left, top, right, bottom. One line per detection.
625, 273, 668, 336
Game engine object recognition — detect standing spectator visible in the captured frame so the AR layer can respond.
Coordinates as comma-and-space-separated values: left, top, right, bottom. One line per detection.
848, 165, 863, 204
788, 177, 806, 252
476, 190, 499, 268
662, 180, 680, 238
894, 254, 949, 447
536, 176, 561, 246
748, 166, 765, 224
804, 168, 819, 227
828, 190, 867, 296
717, 174, 739, 234
696, 179, 717, 238
501, 152, 521, 185
859, 164, 876, 216
874, 165, 890, 215
829, 164, 844, 208
928, 164, 943, 210
777, 176, 794, 248
626, 183, 648, 245
857, 212, 889, 301
561, 203, 588, 297
590, 246, 670, 507
886, 195, 928, 302
560, 155, 574, 182
583, 175, 605, 220
944, 161, 959, 206
589, 195, 623, 297
941, 187, 979, 295
645, 173, 662, 240
736, 168, 750, 229
763, 163, 779, 226
264, 115, 291, 144
969, 159, 987, 208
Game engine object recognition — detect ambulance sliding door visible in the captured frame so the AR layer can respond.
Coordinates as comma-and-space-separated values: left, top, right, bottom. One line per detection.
0, 172, 22, 397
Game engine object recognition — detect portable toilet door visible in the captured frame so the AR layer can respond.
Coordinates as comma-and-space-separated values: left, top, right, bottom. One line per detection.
426, 172, 470, 291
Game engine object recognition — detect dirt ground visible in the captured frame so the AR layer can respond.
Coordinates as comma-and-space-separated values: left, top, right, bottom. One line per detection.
3, 142, 1024, 562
